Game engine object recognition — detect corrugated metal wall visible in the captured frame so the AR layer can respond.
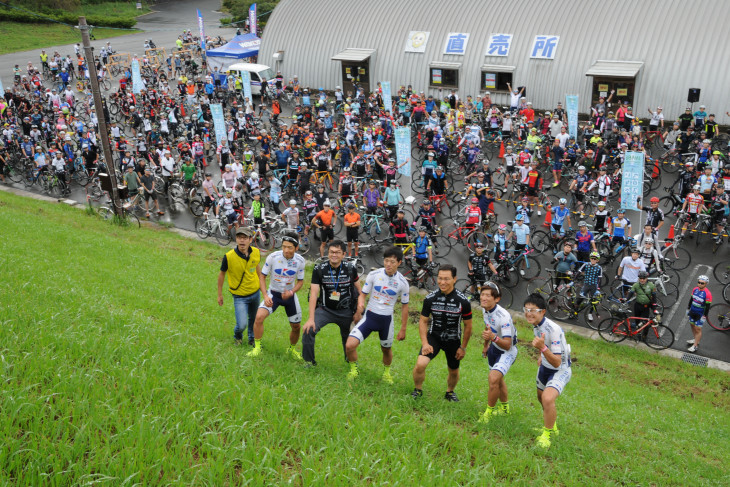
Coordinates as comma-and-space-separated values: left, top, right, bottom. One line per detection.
260, 0, 730, 123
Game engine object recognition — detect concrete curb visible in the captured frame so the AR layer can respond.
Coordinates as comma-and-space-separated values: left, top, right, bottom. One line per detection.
1, 183, 728, 374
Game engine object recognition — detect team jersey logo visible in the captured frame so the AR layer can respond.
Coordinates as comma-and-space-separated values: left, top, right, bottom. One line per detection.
374, 285, 398, 296
274, 268, 298, 277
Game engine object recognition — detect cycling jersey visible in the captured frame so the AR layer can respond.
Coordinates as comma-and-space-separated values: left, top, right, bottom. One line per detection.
483, 304, 516, 352
618, 256, 646, 283
573, 173, 589, 190
552, 206, 570, 225
688, 287, 712, 317
262, 250, 306, 293
511, 223, 530, 245
361, 268, 410, 315
469, 253, 491, 278
579, 262, 603, 286
686, 193, 704, 214
611, 217, 630, 238
526, 169, 542, 189
698, 174, 716, 193
642, 207, 664, 228
421, 288, 472, 341
575, 231, 594, 252
465, 206, 481, 225
534, 317, 570, 372
282, 206, 300, 228
414, 235, 432, 259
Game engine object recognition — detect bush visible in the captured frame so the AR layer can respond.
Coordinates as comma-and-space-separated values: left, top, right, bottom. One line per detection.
0, 7, 136, 28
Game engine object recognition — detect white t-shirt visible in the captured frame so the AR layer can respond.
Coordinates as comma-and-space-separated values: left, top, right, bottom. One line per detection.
649, 111, 664, 126
262, 250, 306, 293
361, 268, 410, 315
619, 256, 646, 283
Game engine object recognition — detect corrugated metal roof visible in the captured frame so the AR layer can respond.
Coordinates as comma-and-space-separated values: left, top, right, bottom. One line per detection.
586, 61, 644, 78
331, 48, 376, 62
260, 0, 730, 122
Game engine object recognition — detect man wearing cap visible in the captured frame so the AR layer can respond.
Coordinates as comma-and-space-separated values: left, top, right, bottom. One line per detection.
678, 108, 694, 131
313, 200, 337, 258
218, 226, 264, 346
693, 105, 708, 131
302, 239, 363, 367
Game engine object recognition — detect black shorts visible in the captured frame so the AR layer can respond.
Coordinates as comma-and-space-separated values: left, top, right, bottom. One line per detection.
346, 227, 359, 242
505, 165, 516, 174
320, 226, 334, 242
573, 192, 585, 202
526, 187, 537, 197
144, 190, 157, 201
420, 334, 461, 369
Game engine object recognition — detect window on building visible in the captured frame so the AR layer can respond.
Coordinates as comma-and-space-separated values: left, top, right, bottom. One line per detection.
481, 71, 512, 92
429, 67, 458, 89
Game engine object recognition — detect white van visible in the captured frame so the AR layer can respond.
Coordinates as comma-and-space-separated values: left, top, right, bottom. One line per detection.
226, 63, 277, 95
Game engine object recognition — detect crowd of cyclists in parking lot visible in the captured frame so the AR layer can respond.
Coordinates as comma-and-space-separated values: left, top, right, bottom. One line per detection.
2, 28, 730, 355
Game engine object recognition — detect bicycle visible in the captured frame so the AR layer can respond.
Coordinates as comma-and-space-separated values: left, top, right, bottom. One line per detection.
400, 258, 440, 291
455, 274, 514, 308
194, 212, 232, 246
660, 236, 691, 271
443, 218, 489, 253
598, 307, 674, 350
707, 303, 730, 331
97, 188, 143, 228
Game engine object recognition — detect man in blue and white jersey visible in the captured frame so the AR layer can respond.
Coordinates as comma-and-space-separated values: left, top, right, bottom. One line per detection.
248, 233, 307, 359
346, 246, 410, 383
608, 208, 631, 249
550, 198, 572, 237
524, 293, 572, 449
478, 282, 517, 423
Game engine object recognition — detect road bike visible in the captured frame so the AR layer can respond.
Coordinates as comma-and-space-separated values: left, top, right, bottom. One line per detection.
598, 307, 674, 350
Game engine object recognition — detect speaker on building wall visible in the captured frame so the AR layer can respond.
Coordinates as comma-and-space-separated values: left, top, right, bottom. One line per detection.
687, 88, 701, 103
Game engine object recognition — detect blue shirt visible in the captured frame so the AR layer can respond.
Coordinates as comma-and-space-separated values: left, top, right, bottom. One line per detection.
552, 206, 570, 225
576, 231, 594, 252
511, 223, 530, 245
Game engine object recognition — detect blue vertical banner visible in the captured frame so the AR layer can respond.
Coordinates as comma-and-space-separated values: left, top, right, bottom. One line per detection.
0, 77, 4, 96
395, 126, 411, 176
210, 104, 226, 146
249, 3, 257, 36
381, 81, 392, 114
621, 151, 645, 211
197, 9, 206, 50
131, 59, 142, 94
240, 70, 252, 101
565, 95, 578, 140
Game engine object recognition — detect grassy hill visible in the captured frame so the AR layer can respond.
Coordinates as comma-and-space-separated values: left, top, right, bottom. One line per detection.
0, 190, 728, 485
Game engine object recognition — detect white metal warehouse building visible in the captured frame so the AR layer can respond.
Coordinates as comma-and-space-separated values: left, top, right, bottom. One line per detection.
259, 0, 730, 122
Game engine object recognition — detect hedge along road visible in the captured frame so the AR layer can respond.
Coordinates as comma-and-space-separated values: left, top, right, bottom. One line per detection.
0, 0, 230, 83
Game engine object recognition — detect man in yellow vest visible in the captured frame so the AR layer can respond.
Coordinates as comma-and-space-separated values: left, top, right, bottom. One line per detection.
217, 226, 266, 345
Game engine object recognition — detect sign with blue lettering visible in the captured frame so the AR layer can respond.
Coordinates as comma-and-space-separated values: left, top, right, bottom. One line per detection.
565, 95, 579, 140
210, 104, 226, 146
444, 33, 469, 55
530, 35, 560, 59
240, 70, 252, 101
621, 151, 645, 211
395, 127, 411, 176
131, 59, 143, 94
485, 34, 513, 57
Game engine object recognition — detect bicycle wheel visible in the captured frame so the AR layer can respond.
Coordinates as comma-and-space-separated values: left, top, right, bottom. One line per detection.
431, 234, 452, 259
723, 282, 730, 304
599, 319, 629, 343
298, 235, 311, 254
656, 281, 678, 302
662, 246, 691, 271
530, 230, 550, 255
707, 303, 730, 331
422, 272, 439, 292
526, 277, 553, 297
195, 218, 210, 239
492, 170, 505, 188
499, 285, 514, 308
712, 261, 730, 285
465, 231, 489, 251
547, 294, 571, 320
583, 302, 611, 330
125, 212, 141, 228
254, 230, 274, 252
189, 198, 204, 217
97, 206, 113, 220
214, 224, 232, 246
455, 278, 476, 301
643, 324, 674, 350
515, 255, 541, 281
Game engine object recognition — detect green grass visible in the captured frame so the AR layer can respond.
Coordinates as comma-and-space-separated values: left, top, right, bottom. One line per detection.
78, 1, 150, 19
0, 21, 140, 55
1, 190, 729, 485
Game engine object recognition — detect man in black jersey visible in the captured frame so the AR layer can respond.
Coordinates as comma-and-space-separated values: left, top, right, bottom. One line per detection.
411, 264, 473, 401
467, 243, 499, 294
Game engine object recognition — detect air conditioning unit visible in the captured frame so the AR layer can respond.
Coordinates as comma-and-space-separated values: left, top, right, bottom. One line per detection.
273, 51, 284, 61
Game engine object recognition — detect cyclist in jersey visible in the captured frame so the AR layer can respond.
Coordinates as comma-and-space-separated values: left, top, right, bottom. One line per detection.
639, 237, 663, 274
616, 247, 646, 298
550, 198, 572, 237
247, 233, 307, 359
413, 227, 433, 267
493, 224, 509, 262
639, 196, 665, 233
346, 246, 410, 382
412, 200, 437, 233
524, 293, 572, 449
577, 251, 603, 323
524, 161, 544, 215
574, 221, 597, 264
464, 198, 482, 228
608, 208, 631, 250
411, 264, 472, 401
468, 242, 499, 291
685, 275, 711, 353
569, 165, 590, 214
478, 282, 517, 423
680, 185, 706, 238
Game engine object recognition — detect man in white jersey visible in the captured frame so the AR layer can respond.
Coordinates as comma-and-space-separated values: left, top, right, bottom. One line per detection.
281, 199, 300, 230
247, 232, 307, 359
478, 283, 518, 423
345, 246, 410, 382
524, 293, 572, 449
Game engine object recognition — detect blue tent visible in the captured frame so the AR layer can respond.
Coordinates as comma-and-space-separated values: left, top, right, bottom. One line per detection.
206, 33, 261, 71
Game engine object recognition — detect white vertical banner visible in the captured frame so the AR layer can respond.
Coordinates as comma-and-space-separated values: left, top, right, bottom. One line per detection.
240, 70, 252, 101
210, 104, 226, 146
565, 95, 579, 140
381, 81, 392, 114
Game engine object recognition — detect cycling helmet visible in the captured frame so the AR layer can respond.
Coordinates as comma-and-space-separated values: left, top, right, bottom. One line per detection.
578, 165, 586, 171
316, 184, 324, 189
346, 203, 356, 209
289, 199, 297, 205
617, 208, 625, 213
436, 165, 444, 171
250, 172, 258, 179
578, 220, 587, 226
498, 224, 507, 230
597, 201, 607, 207
471, 197, 479, 203
559, 198, 567, 205
630, 246, 640, 253
418, 226, 428, 232
638, 271, 649, 279
475, 241, 485, 248
305, 190, 313, 196
515, 214, 524, 221
650, 197, 660, 203
422, 199, 431, 205
644, 237, 654, 244
686, 161, 695, 166
698, 275, 709, 283
590, 251, 600, 259
300, 163, 307, 168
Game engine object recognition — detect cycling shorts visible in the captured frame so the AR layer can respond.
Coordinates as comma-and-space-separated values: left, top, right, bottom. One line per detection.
350, 310, 394, 348
420, 334, 461, 369
258, 290, 302, 323
536, 364, 572, 393
487, 344, 518, 376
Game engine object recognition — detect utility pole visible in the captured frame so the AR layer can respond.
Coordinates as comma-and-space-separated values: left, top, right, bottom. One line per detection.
78, 16, 122, 216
